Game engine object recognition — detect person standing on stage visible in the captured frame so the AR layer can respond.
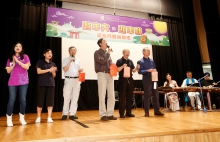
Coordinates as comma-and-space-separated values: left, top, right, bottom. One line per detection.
94, 38, 117, 121
181, 71, 202, 110
35, 49, 57, 123
116, 49, 138, 118
5, 42, 30, 127
61, 46, 83, 120
137, 47, 164, 117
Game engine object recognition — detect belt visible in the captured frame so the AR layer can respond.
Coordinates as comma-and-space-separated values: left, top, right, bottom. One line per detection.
99, 71, 110, 73
65, 76, 79, 78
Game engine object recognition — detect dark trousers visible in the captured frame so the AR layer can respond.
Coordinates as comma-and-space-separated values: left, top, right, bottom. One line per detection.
143, 82, 160, 114
118, 77, 134, 116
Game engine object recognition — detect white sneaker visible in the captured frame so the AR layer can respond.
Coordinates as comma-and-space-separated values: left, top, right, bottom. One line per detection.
47, 117, 53, 123
6, 114, 13, 127
19, 113, 27, 125
35, 117, 41, 123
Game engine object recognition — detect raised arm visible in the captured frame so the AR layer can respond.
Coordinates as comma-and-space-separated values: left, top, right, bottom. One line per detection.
131, 61, 138, 73
14, 55, 30, 70
63, 57, 75, 72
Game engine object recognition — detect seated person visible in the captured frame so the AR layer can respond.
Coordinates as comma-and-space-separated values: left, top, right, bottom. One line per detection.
201, 72, 216, 87
163, 73, 179, 111
181, 71, 202, 110
201, 72, 220, 109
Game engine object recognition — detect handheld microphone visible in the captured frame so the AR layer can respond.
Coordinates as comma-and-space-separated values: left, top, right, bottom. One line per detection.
72, 55, 75, 62
107, 45, 113, 52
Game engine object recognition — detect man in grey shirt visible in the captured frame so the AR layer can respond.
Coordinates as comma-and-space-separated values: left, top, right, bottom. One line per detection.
94, 38, 117, 121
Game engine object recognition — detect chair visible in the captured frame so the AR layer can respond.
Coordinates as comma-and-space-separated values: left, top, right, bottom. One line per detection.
163, 92, 181, 112
114, 91, 119, 109
163, 93, 170, 112
115, 91, 119, 102
131, 94, 138, 109
183, 93, 192, 111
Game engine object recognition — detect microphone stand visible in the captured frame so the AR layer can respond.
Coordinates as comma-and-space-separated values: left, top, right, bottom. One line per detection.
196, 75, 209, 113
198, 80, 206, 113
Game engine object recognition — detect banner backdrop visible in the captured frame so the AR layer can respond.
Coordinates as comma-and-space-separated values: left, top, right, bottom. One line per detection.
46, 7, 170, 46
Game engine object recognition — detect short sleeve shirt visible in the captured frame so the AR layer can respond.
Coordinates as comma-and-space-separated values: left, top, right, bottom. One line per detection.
116, 57, 135, 78
6, 54, 30, 86
36, 60, 56, 86
62, 57, 81, 77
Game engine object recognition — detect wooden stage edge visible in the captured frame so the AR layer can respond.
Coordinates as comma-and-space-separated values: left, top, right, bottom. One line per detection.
1, 108, 220, 142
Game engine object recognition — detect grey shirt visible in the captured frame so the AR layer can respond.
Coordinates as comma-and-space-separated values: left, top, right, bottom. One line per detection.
94, 48, 112, 73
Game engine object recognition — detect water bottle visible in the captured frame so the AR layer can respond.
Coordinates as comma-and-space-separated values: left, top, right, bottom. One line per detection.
203, 107, 207, 113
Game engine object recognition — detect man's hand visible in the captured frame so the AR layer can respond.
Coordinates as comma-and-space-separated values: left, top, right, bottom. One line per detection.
78, 68, 83, 72
107, 47, 112, 53
122, 63, 127, 68
70, 57, 75, 62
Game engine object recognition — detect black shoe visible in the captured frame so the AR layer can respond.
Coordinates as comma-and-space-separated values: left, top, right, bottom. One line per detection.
120, 115, 125, 118
107, 115, 117, 120
154, 111, 164, 116
62, 115, 67, 120
100, 116, 109, 121
69, 115, 78, 120
145, 113, 149, 117
126, 114, 135, 117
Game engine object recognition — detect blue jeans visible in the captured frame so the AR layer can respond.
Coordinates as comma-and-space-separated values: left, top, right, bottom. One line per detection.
7, 84, 28, 116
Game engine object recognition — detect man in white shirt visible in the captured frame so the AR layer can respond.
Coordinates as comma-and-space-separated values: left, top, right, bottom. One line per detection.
62, 46, 83, 120
181, 71, 202, 110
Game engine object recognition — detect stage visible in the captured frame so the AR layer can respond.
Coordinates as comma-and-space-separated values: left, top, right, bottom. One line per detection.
0, 108, 220, 142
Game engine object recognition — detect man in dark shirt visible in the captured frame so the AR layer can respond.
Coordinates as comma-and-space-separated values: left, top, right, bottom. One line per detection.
94, 38, 117, 121
201, 72, 220, 109
116, 49, 138, 118
138, 47, 164, 117
201, 72, 215, 86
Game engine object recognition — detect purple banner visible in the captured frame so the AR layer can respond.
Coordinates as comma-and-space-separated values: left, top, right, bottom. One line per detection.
46, 7, 169, 46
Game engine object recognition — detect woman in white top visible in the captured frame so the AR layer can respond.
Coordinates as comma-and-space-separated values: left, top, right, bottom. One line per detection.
163, 73, 180, 111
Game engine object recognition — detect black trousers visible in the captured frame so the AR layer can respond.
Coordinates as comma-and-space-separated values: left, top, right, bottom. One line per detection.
37, 86, 55, 107
118, 77, 134, 116
143, 82, 160, 114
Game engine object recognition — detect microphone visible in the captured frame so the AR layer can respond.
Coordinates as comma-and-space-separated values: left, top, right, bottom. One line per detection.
72, 55, 75, 62
197, 74, 209, 82
107, 45, 113, 52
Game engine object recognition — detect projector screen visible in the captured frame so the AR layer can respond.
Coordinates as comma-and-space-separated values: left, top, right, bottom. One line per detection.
61, 38, 153, 80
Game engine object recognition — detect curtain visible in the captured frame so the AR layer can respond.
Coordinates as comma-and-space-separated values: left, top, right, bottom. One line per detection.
200, 0, 220, 81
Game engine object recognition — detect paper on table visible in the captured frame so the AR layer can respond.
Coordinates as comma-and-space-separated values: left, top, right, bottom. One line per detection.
151, 71, 158, 81
123, 67, 130, 78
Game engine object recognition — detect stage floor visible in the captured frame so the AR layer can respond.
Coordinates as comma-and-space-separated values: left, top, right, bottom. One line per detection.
0, 108, 220, 142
